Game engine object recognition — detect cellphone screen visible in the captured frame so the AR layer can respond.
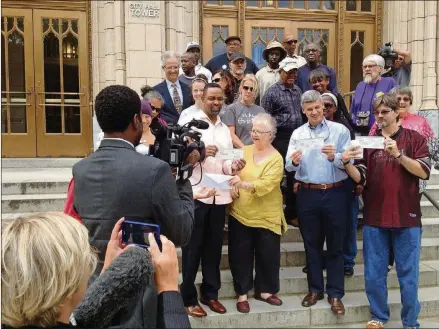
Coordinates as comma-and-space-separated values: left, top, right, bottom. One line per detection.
121, 220, 160, 248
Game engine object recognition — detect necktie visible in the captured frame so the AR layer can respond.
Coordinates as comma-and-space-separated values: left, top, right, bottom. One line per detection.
172, 84, 182, 113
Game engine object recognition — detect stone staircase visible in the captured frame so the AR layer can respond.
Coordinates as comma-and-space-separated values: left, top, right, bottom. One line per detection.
2, 159, 439, 328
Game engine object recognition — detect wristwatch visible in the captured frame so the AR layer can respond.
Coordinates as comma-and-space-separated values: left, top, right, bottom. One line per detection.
342, 159, 350, 166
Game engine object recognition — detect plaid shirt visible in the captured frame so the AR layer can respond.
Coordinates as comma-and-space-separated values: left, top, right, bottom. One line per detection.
261, 81, 303, 130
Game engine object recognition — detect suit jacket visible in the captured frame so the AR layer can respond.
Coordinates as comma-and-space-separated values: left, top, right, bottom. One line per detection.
153, 80, 193, 125
73, 139, 194, 269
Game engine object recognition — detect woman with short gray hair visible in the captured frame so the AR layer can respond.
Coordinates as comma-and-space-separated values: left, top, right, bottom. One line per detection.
350, 54, 396, 135
228, 112, 287, 313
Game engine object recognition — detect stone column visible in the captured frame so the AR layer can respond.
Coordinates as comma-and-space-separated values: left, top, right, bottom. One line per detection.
104, 1, 116, 86
419, 0, 438, 111
114, 0, 126, 85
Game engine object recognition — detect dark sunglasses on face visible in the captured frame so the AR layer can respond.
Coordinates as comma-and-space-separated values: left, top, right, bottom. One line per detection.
212, 78, 222, 83
324, 103, 334, 109
151, 105, 162, 112
286, 40, 298, 44
243, 86, 254, 92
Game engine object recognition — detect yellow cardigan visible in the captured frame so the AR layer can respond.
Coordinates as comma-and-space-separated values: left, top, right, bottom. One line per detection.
229, 144, 288, 235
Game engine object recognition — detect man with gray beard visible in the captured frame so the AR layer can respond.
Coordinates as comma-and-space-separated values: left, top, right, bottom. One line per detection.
350, 54, 396, 135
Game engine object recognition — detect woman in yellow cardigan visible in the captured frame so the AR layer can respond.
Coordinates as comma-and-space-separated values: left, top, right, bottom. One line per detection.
228, 113, 288, 314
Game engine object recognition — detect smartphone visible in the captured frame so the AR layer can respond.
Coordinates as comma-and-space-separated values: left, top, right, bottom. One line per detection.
121, 220, 161, 250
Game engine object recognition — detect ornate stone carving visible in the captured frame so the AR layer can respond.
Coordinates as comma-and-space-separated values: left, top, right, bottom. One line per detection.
376, 0, 383, 48
238, 0, 245, 42
337, 0, 345, 93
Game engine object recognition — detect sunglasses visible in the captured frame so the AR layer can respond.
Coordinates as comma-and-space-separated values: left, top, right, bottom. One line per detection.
212, 78, 222, 83
151, 105, 162, 112
286, 40, 298, 44
324, 103, 334, 109
243, 86, 254, 92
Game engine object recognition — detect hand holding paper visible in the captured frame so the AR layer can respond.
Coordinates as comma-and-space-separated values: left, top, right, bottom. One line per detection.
295, 137, 325, 150
355, 136, 385, 149
216, 148, 244, 161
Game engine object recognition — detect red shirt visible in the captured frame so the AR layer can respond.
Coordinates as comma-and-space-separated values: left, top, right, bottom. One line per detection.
360, 128, 430, 228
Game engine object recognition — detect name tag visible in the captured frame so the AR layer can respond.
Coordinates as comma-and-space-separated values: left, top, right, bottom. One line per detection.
216, 148, 244, 160
296, 137, 325, 150
356, 136, 385, 149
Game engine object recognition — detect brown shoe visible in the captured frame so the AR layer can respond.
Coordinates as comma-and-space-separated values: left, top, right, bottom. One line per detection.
254, 293, 283, 306
185, 304, 207, 317
301, 292, 324, 307
200, 299, 227, 314
287, 218, 299, 227
236, 300, 250, 313
327, 297, 345, 315
366, 320, 384, 328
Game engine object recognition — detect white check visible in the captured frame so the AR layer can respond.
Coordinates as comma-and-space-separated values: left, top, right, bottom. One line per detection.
296, 137, 325, 150
216, 148, 244, 161
355, 136, 385, 149
201, 173, 233, 190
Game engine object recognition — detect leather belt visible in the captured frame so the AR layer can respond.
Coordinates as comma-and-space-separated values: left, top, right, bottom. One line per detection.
300, 181, 344, 190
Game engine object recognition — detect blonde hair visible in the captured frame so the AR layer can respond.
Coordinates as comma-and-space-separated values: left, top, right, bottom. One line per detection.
2, 212, 98, 327
239, 74, 260, 99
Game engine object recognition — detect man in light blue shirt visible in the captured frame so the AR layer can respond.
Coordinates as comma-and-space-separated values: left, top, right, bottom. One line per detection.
285, 90, 351, 315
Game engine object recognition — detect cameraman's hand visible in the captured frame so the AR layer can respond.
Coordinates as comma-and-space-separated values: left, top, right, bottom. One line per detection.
205, 145, 218, 158
195, 188, 217, 200
148, 234, 179, 294
102, 217, 134, 274
231, 159, 246, 174
183, 149, 201, 166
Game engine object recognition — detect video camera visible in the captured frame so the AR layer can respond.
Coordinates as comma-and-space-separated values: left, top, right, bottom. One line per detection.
378, 42, 398, 69
150, 118, 207, 181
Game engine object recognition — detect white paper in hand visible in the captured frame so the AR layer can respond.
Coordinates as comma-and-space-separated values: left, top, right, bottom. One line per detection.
216, 149, 244, 161
202, 173, 233, 190
356, 136, 385, 149
296, 137, 325, 150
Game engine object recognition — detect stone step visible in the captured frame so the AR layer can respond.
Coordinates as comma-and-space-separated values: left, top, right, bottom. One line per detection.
188, 286, 439, 328
1, 194, 66, 213
177, 238, 439, 271
182, 262, 439, 300
1, 158, 81, 168
423, 185, 439, 201
1, 168, 72, 195
310, 317, 439, 328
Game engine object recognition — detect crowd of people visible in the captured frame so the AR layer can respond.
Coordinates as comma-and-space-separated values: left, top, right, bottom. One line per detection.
2, 33, 435, 329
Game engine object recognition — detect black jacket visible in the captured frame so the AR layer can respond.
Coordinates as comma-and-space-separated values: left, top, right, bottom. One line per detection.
153, 80, 193, 125
73, 139, 194, 270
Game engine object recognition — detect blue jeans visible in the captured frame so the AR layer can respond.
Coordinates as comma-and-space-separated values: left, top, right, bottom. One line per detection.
363, 226, 422, 328
343, 196, 359, 270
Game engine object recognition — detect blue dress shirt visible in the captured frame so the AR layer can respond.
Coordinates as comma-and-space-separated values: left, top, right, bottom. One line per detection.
285, 119, 351, 184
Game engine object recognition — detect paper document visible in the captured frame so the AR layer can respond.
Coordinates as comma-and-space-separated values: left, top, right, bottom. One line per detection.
295, 137, 325, 150
355, 136, 385, 149
202, 173, 233, 190
216, 148, 244, 161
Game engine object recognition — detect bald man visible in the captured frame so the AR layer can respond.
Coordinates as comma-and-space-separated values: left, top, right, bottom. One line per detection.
179, 52, 198, 86
282, 34, 306, 67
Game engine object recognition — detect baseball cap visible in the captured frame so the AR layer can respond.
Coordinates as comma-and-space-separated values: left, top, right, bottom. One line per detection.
279, 57, 299, 72
225, 36, 242, 44
186, 41, 201, 51
229, 52, 246, 62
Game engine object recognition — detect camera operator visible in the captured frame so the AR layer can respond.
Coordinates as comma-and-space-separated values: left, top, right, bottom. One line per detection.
73, 85, 195, 270
381, 46, 412, 87
180, 83, 246, 317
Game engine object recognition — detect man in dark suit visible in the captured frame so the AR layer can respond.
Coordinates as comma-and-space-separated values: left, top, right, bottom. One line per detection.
73, 85, 194, 266
153, 51, 193, 125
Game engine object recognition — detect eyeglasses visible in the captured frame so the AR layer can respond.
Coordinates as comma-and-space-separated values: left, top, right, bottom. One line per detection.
251, 129, 270, 136
285, 40, 298, 44
373, 110, 393, 116
212, 78, 222, 83
362, 64, 377, 70
243, 86, 254, 92
151, 105, 162, 112
397, 97, 411, 102
324, 103, 334, 109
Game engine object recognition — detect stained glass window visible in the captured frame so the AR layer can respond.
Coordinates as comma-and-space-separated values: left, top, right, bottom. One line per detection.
251, 27, 284, 68
212, 25, 229, 57
350, 31, 365, 91
297, 28, 329, 65
361, 0, 371, 12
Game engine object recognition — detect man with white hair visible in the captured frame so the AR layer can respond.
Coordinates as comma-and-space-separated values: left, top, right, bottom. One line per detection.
153, 51, 193, 124
285, 90, 351, 315
350, 54, 396, 135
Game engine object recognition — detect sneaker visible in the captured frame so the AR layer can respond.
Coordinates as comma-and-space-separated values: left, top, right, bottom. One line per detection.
366, 320, 384, 329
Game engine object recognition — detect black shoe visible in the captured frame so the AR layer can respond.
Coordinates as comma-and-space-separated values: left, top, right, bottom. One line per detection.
344, 268, 354, 276
302, 266, 308, 273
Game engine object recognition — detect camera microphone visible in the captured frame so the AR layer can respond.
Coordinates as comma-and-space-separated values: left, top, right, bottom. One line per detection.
187, 119, 209, 130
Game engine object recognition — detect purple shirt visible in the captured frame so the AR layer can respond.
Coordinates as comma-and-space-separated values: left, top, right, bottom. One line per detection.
296, 64, 338, 94
350, 77, 396, 130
